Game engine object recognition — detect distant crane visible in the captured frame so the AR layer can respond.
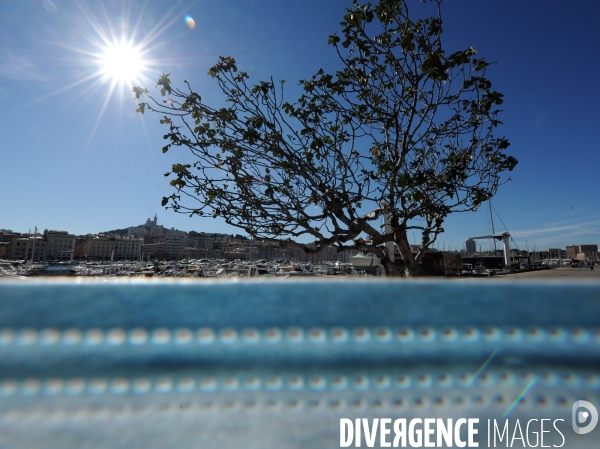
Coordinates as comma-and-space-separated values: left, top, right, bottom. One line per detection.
469, 232, 511, 268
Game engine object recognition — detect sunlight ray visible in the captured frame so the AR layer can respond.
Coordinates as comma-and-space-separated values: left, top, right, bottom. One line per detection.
54, 78, 110, 117
136, 2, 193, 51
29, 70, 105, 105
99, 1, 121, 49
73, 2, 113, 49
53, 42, 105, 59
87, 79, 118, 145
128, 0, 152, 44
138, 31, 189, 58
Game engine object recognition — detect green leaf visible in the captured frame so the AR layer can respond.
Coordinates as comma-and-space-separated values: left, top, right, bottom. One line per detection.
132, 86, 147, 99
328, 34, 341, 45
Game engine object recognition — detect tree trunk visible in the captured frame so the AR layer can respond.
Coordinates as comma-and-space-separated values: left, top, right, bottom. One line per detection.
380, 252, 404, 277
396, 229, 426, 277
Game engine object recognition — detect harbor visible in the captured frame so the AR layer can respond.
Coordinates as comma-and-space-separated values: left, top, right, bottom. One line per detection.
1, 257, 597, 281
2, 214, 597, 281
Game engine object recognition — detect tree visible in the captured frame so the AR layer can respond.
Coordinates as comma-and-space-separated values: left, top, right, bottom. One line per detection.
134, 0, 517, 276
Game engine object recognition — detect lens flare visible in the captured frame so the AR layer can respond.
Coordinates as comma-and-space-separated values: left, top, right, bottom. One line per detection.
467, 348, 498, 385
184, 15, 196, 29
42, 0, 57, 13
503, 379, 536, 417
115, 16, 128, 30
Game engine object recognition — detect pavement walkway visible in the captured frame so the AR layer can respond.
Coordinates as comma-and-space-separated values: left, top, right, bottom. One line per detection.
467, 266, 600, 281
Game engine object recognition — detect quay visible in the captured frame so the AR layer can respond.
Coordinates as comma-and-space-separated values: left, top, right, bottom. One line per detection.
464, 266, 599, 281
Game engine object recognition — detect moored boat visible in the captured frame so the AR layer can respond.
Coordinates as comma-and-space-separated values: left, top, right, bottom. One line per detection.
349, 252, 382, 270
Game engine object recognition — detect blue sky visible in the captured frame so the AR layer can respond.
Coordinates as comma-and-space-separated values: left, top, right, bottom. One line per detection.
1, 0, 599, 252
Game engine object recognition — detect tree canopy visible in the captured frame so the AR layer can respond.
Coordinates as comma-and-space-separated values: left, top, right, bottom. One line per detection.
134, 0, 517, 276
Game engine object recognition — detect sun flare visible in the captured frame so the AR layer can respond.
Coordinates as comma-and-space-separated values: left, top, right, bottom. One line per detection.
100, 41, 145, 84
36, 2, 193, 144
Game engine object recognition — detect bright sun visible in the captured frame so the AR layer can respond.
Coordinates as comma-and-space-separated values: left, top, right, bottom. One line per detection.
100, 41, 145, 83
47, 2, 188, 141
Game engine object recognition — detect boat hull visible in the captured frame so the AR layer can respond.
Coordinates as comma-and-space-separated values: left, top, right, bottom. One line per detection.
350, 253, 382, 270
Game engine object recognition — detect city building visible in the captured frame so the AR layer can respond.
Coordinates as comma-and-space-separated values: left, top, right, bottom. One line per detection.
0, 242, 9, 259
10, 235, 47, 261
566, 245, 578, 260
164, 228, 187, 258
465, 238, 477, 254
77, 235, 142, 260
44, 229, 76, 261
186, 235, 214, 258
0, 232, 17, 244
113, 236, 143, 260
127, 227, 146, 239
140, 242, 164, 259
141, 228, 187, 259
534, 248, 566, 260
566, 244, 598, 261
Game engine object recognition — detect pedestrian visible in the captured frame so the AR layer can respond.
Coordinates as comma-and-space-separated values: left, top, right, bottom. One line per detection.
591, 262, 595, 271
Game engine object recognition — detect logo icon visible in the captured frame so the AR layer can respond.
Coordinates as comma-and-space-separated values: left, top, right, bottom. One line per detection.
572, 400, 598, 435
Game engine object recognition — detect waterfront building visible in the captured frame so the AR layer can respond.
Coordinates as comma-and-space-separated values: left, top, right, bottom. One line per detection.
184, 247, 213, 259
113, 236, 143, 260
186, 236, 214, 252
245, 246, 260, 261
186, 237, 214, 259
79, 236, 115, 260
566, 245, 578, 260
74, 236, 89, 259
141, 228, 188, 259
0, 242, 9, 259
141, 242, 164, 259
164, 228, 187, 258
509, 248, 528, 258
10, 235, 47, 261
78, 235, 141, 260
536, 248, 566, 260
566, 244, 599, 261
0, 232, 17, 244
44, 230, 76, 261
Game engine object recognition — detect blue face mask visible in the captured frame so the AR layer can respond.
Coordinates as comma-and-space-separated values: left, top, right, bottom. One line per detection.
0, 280, 598, 448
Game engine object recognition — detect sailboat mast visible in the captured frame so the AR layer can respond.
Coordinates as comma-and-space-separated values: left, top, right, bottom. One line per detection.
25, 229, 31, 265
